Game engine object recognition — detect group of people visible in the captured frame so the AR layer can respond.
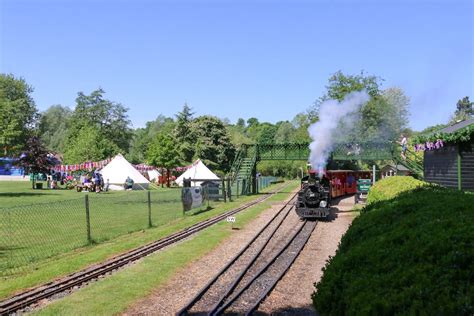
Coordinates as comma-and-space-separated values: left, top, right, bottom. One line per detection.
79, 172, 109, 193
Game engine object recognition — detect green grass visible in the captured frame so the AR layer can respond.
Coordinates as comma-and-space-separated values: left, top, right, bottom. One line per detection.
1, 182, 187, 274
33, 182, 297, 316
0, 181, 297, 299
313, 179, 474, 315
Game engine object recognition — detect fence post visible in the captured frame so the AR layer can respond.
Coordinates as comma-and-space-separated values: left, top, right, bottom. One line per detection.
85, 194, 92, 244
236, 179, 239, 198
147, 191, 152, 228
222, 179, 226, 203
227, 178, 232, 202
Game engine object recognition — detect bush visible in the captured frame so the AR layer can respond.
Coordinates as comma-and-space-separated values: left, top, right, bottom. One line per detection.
366, 176, 426, 205
312, 182, 474, 315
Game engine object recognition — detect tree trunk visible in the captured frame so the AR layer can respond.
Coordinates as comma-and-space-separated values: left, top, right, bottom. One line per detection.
161, 168, 164, 188
166, 169, 170, 188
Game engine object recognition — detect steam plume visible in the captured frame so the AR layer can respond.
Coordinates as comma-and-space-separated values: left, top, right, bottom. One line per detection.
308, 91, 369, 175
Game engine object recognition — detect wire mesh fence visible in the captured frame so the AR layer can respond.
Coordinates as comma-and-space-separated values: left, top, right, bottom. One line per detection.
0, 189, 183, 276
0, 178, 279, 276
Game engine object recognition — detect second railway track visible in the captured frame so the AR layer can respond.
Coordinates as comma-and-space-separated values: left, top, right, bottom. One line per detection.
178, 192, 317, 316
0, 183, 291, 316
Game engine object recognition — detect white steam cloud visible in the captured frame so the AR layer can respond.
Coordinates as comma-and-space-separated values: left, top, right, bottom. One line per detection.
308, 91, 370, 174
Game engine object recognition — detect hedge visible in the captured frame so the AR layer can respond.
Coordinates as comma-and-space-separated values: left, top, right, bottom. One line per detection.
366, 176, 426, 205
312, 178, 474, 315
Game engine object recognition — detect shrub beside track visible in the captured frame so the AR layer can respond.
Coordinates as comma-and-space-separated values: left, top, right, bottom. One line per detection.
313, 176, 474, 315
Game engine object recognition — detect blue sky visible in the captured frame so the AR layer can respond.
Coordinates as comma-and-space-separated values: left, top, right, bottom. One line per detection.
1, 0, 472, 131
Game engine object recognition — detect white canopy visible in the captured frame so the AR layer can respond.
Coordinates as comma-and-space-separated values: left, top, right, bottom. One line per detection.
175, 159, 220, 187
99, 154, 150, 190
147, 169, 161, 182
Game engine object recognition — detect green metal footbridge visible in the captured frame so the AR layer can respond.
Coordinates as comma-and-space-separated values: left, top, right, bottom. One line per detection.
228, 142, 423, 194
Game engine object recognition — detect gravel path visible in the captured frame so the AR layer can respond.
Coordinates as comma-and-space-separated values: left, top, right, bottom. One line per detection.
123, 194, 355, 316
123, 190, 299, 316
220, 220, 317, 315
256, 195, 356, 315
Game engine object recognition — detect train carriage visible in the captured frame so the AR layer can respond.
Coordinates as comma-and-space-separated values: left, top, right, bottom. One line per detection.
296, 168, 373, 219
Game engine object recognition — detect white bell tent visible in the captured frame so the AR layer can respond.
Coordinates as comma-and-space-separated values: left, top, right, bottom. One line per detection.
99, 154, 150, 190
175, 159, 220, 187
147, 169, 161, 182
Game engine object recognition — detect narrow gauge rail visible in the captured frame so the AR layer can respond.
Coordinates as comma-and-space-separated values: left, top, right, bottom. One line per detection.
216, 220, 317, 315
0, 185, 289, 316
178, 193, 298, 316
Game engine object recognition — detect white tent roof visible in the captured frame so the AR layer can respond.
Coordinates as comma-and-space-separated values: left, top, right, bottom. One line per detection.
99, 154, 150, 190
147, 169, 161, 181
175, 159, 220, 187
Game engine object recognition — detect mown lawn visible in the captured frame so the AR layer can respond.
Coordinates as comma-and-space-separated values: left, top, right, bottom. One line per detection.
33, 182, 297, 316
1, 182, 186, 275
0, 181, 296, 300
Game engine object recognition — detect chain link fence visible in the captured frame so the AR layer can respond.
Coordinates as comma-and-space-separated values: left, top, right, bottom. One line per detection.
0, 189, 183, 276
0, 178, 279, 276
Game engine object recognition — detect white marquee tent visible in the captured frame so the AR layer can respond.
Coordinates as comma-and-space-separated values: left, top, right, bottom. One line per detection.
99, 154, 150, 190
147, 169, 161, 182
175, 159, 220, 187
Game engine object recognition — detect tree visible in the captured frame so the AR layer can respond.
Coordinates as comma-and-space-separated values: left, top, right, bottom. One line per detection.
17, 136, 55, 189
63, 126, 119, 164
274, 121, 296, 143
174, 103, 195, 163
147, 133, 181, 187
190, 116, 235, 172
323, 70, 382, 101
382, 87, 410, 132
127, 115, 175, 163
308, 71, 410, 143
38, 105, 72, 153
65, 88, 132, 161
236, 118, 246, 129
257, 123, 278, 144
451, 96, 473, 123
0, 74, 39, 155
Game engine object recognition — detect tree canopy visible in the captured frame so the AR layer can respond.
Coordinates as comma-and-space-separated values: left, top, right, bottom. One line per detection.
64, 88, 132, 163
0, 74, 38, 155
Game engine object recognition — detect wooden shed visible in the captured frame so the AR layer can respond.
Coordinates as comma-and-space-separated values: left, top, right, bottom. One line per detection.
423, 118, 474, 191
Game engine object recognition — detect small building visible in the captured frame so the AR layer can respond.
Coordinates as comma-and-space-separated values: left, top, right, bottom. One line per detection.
380, 164, 411, 178
423, 118, 474, 191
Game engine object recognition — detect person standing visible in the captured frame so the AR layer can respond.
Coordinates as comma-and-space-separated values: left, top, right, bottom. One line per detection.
398, 134, 408, 161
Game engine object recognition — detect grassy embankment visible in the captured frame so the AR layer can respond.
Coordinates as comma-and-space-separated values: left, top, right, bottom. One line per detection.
32, 181, 298, 315
313, 176, 473, 315
0, 180, 297, 299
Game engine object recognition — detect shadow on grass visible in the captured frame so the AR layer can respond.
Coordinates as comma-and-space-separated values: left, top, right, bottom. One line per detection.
0, 192, 61, 198
189, 206, 215, 216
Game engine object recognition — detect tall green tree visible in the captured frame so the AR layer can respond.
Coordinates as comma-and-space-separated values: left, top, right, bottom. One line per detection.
190, 116, 235, 171
0, 74, 39, 155
174, 103, 195, 163
127, 115, 175, 163
65, 88, 132, 162
147, 133, 181, 187
38, 105, 72, 153
63, 126, 119, 164
451, 96, 473, 123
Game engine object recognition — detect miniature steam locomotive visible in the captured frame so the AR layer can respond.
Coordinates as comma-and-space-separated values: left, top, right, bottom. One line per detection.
295, 170, 332, 219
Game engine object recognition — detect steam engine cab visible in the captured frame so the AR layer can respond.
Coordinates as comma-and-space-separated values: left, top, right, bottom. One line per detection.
295, 171, 331, 219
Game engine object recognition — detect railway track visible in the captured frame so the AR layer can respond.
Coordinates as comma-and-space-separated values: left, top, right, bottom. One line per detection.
0, 184, 290, 315
178, 194, 316, 316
